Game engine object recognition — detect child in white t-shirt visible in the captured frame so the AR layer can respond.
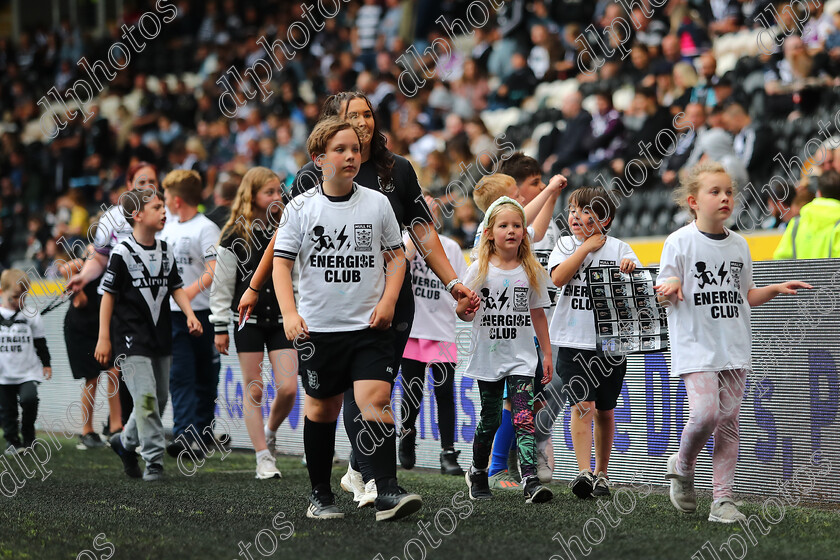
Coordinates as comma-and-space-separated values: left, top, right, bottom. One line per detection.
160, 170, 221, 459
457, 197, 553, 504
655, 161, 811, 524
273, 117, 421, 521
0, 269, 52, 453
398, 196, 468, 476
542, 186, 641, 500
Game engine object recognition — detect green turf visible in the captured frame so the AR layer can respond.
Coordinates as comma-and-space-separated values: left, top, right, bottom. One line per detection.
1, 435, 837, 560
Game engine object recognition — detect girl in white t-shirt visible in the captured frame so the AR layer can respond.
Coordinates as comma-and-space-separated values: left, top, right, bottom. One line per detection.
399, 196, 468, 476
456, 197, 553, 503
0, 269, 52, 453
656, 162, 811, 524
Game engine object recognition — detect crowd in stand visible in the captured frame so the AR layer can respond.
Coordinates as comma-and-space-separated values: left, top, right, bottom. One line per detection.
2, 0, 840, 272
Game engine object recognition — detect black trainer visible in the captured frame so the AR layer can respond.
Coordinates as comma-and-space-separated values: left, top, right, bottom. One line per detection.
465, 468, 492, 500
79, 432, 106, 449
374, 485, 423, 521
307, 488, 344, 519
398, 429, 416, 470
143, 463, 164, 482
570, 470, 596, 499
592, 472, 611, 497
109, 433, 142, 478
523, 475, 554, 503
440, 449, 464, 476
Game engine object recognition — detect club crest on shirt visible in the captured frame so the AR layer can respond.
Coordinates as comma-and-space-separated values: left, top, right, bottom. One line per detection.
354, 224, 373, 252
513, 287, 528, 312
378, 175, 395, 193
306, 369, 320, 389
730, 261, 742, 290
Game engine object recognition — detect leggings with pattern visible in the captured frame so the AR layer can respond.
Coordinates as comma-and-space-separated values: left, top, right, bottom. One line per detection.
473, 375, 537, 479
677, 369, 747, 499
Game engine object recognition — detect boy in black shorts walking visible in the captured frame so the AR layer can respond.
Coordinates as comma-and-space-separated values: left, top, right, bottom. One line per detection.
541, 186, 641, 498
273, 117, 421, 520
95, 186, 203, 481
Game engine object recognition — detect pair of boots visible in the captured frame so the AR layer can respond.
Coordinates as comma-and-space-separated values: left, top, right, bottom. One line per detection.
398, 429, 463, 475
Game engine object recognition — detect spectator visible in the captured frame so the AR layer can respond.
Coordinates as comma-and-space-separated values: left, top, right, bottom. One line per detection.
762, 181, 797, 230
689, 51, 719, 107
491, 52, 538, 108
723, 102, 777, 182
773, 170, 840, 258
579, 90, 624, 173
661, 103, 707, 186
205, 173, 240, 230
765, 35, 831, 117
539, 91, 592, 175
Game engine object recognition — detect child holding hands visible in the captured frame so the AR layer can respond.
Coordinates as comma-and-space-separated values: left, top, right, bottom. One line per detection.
656, 162, 811, 523
458, 197, 554, 504
95, 187, 203, 481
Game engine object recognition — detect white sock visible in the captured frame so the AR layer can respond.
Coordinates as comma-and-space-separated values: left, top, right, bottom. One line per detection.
470, 465, 487, 475
264, 425, 276, 438
256, 449, 271, 462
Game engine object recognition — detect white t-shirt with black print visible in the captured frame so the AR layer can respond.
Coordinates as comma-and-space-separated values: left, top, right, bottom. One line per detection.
532, 220, 562, 323
273, 184, 404, 333
101, 236, 184, 357
406, 232, 467, 343
160, 213, 220, 312
462, 261, 551, 382
547, 235, 641, 350
0, 308, 46, 384
658, 222, 756, 377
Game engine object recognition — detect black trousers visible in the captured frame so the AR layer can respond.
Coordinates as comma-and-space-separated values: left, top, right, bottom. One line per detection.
0, 381, 39, 447
399, 359, 457, 449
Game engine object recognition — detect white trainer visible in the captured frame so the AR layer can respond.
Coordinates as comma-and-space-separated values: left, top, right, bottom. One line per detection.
709, 498, 747, 524
665, 453, 696, 513
536, 449, 552, 484
264, 425, 277, 458
340, 464, 365, 502
358, 479, 377, 508
255, 454, 282, 479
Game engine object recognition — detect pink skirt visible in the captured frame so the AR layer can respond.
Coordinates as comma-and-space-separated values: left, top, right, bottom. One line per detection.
402, 337, 457, 364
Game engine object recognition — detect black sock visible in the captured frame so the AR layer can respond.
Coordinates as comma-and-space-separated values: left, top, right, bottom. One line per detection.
356, 419, 398, 494
304, 417, 337, 492
343, 390, 370, 479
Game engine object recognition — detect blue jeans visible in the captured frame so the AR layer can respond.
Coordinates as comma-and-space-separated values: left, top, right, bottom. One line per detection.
169, 310, 220, 440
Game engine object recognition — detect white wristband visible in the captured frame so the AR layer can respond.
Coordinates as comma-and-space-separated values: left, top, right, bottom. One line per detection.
445, 278, 461, 293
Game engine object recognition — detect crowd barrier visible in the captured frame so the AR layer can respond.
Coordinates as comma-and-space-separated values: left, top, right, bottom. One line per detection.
29, 258, 839, 502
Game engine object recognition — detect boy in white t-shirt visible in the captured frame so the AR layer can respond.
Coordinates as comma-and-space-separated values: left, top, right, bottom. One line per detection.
160, 170, 221, 458
0, 269, 52, 454
273, 117, 421, 521
542, 186, 641, 499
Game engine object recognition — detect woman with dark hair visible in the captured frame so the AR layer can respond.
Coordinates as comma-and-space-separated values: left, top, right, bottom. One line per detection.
239, 91, 479, 504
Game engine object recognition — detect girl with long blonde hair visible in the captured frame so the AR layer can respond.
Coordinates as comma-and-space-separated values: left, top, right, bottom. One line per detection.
210, 166, 297, 479
456, 197, 554, 504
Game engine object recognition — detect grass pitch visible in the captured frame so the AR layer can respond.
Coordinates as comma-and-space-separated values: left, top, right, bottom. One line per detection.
0, 434, 837, 560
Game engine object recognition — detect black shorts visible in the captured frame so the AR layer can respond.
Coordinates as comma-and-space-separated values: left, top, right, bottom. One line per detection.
300, 328, 395, 398
64, 323, 101, 380
234, 323, 294, 353
556, 346, 626, 410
